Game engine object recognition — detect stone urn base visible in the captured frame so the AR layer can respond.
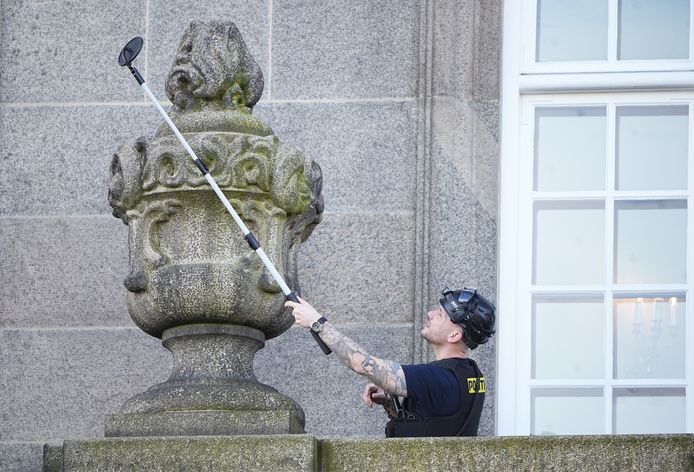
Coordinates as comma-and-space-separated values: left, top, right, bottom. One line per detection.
104, 323, 305, 437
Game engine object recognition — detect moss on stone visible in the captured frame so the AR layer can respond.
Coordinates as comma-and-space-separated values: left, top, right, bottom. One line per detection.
60, 435, 317, 472
319, 435, 694, 472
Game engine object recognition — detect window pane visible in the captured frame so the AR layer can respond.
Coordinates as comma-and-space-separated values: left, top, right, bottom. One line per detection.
537, 0, 608, 61
613, 388, 686, 433
532, 388, 604, 435
533, 298, 604, 379
614, 296, 686, 379
619, 0, 690, 60
534, 202, 605, 285
535, 107, 606, 191
614, 201, 687, 284
617, 106, 688, 191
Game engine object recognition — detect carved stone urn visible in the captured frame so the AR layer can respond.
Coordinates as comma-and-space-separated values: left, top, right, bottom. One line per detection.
105, 21, 323, 437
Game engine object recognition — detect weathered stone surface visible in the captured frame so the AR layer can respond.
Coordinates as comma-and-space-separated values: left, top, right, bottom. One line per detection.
0, 106, 161, 216
0, 1, 145, 103
0, 216, 129, 328
430, 97, 499, 218
105, 324, 305, 436
0, 211, 415, 329
105, 410, 304, 437
471, 0, 502, 101
110, 23, 323, 339
432, 0, 475, 98
42, 434, 694, 471
164, 21, 264, 111
54, 435, 316, 472
106, 21, 323, 436
254, 101, 418, 212
320, 435, 694, 471
0, 443, 43, 472
271, 0, 418, 99
41, 445, 62, 472
0, 328, 168, 441
432, 0, 501, 101
297, 212, 416, 325
147, 0, 269, 102
109, 131, 322, 339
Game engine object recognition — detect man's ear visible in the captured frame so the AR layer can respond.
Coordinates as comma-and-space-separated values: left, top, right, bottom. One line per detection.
448, 329, 463, 343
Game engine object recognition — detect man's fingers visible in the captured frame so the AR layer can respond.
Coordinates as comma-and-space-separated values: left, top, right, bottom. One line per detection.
285, 297, 307, 309
362, 386, 371, 406
362, 384, 378, 407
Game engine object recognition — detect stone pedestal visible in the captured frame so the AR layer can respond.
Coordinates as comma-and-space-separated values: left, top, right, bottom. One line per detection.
104, 324, 304, 436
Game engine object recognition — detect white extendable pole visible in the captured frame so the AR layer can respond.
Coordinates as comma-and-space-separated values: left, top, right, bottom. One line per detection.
140, 81, 292, 296
122, 54, 331, 354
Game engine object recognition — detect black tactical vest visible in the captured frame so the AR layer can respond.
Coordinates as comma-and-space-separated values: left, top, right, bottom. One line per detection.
385, 358, 484, 437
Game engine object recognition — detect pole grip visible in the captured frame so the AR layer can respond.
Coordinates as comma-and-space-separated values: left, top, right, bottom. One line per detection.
287, 291, 332, 355
311, 330, 332, 355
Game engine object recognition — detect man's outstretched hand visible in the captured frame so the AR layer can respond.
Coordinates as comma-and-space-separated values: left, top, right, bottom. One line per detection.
284, 296, 322, 329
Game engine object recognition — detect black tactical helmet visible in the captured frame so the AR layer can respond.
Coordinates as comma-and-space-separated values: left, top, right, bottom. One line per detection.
440, 287, 496, 350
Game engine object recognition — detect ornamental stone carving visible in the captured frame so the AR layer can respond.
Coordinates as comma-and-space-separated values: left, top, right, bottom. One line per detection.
105, 20, 323, 437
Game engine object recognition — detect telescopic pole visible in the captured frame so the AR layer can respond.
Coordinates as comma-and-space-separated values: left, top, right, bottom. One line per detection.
118, 37, 331, 355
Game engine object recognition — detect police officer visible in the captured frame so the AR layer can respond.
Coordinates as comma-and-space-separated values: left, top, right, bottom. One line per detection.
285, 287, 496, 437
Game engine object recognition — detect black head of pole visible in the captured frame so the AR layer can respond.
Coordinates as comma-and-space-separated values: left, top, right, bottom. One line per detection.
118, 37, 145, 85
118, 36, 143, 66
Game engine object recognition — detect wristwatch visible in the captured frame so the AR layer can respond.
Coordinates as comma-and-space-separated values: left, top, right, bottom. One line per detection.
311, 316, 328, 333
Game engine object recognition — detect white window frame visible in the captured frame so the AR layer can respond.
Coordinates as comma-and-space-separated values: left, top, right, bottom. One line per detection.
498, 0, 694, 436
522, 0, 694, 74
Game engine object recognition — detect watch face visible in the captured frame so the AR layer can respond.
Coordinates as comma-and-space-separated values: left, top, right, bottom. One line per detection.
311, 316, 327, 333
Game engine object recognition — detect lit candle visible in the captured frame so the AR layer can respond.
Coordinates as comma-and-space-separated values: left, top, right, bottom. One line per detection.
654, 298, 664, 327
634, 298, 643, 326
669, 297, 678, 329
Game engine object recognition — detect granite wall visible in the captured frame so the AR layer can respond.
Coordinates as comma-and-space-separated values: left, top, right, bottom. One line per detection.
0, 1, 501, 470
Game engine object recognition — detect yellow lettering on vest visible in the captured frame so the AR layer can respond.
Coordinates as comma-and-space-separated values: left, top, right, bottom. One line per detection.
467, 378, 477, 393
467, 377, 486, 394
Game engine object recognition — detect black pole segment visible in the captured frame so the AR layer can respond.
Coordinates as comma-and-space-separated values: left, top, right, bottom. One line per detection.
194, 158, 209, 175
286, 291, 332, 355
128, 65, 145, 85
311, 331, 332, 355
244, 233, 260, 250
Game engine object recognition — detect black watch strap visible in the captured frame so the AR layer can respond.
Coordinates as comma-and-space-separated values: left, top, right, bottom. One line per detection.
311, 316, 328, 332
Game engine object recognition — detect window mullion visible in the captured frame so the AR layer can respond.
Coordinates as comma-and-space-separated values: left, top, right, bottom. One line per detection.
605, 101, 617, 434
608, 0, 619, 62
687, 102, 694, 433
519, 100, 537, 435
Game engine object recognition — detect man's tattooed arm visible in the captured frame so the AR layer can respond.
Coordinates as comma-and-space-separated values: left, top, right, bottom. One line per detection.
318, 322, 408, 397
